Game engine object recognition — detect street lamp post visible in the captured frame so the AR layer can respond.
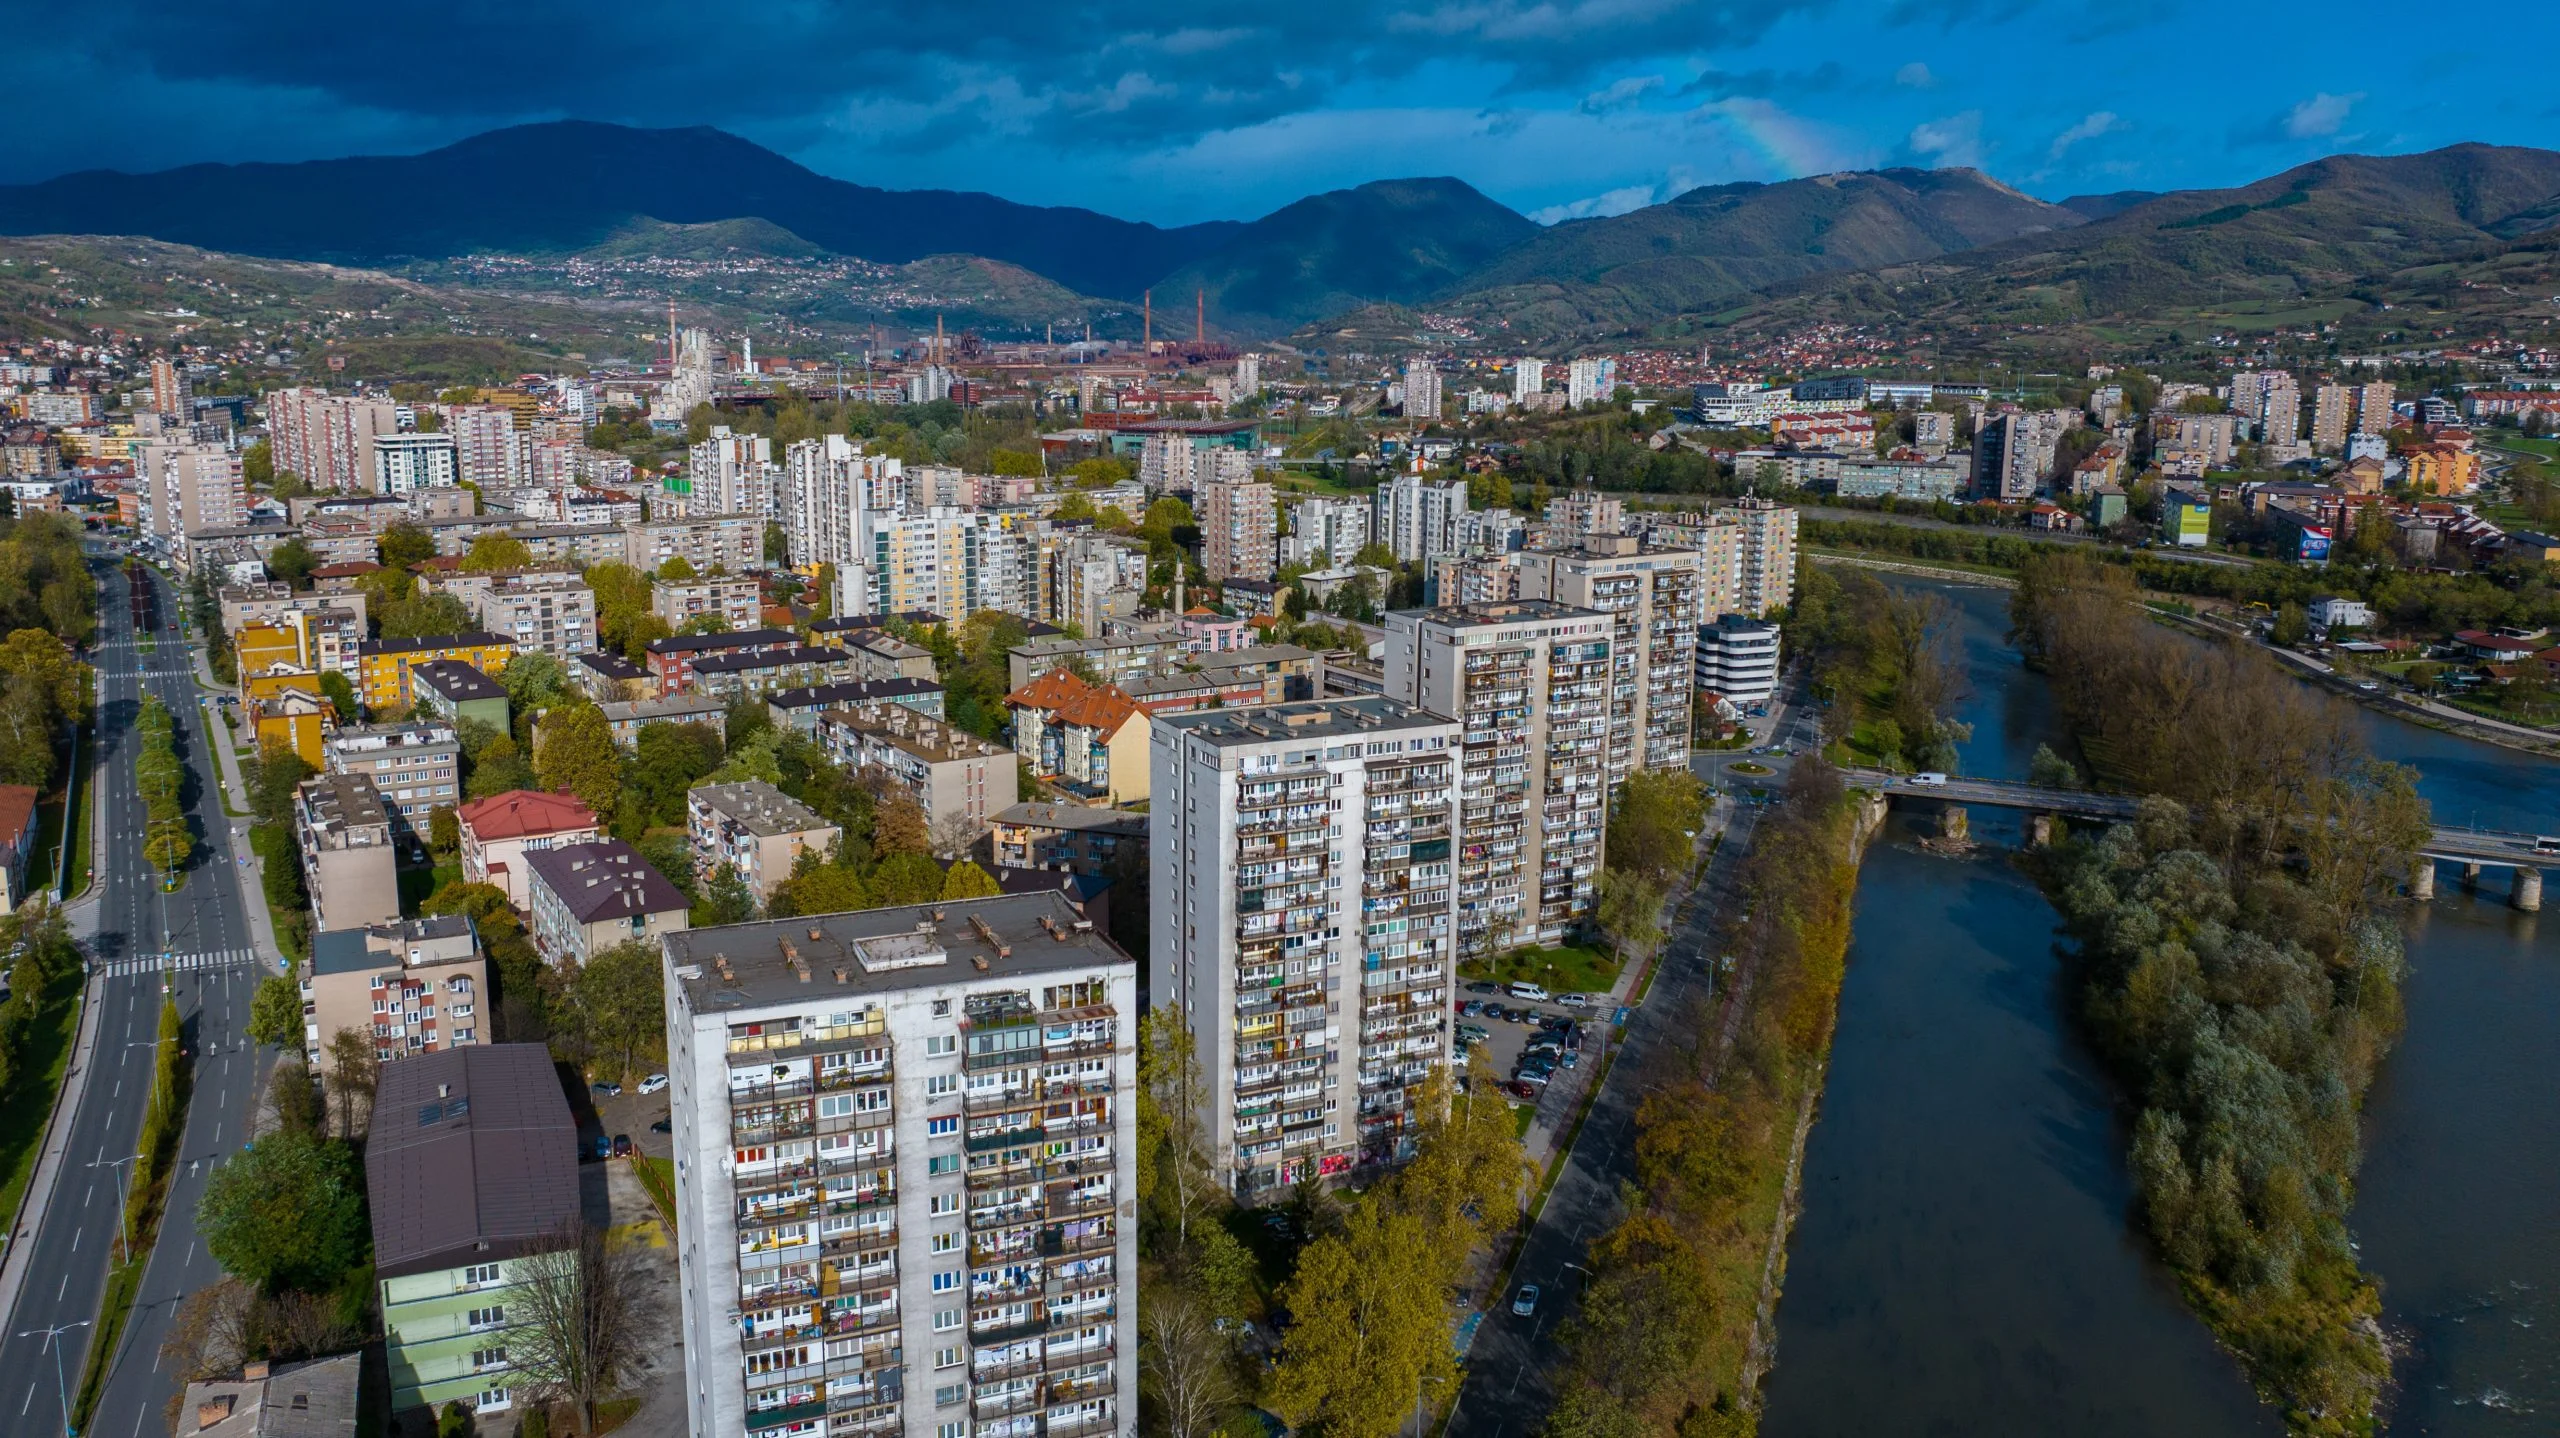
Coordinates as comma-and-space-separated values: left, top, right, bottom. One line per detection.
20, 1319, 91, 1438
88, 1152, 140, 1260
1412, 1372, 1447, 1438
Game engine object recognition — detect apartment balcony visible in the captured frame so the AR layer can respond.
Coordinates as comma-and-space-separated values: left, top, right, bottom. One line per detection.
1045, 1371, 1118, 1405
1045, 1413, 1119, 1438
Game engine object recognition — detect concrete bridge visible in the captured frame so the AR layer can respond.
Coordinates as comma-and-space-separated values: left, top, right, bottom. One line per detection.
1848, 769, 2557, 910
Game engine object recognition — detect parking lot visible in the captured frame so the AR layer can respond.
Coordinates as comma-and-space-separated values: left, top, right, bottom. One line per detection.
1456, 982, 1605, 1120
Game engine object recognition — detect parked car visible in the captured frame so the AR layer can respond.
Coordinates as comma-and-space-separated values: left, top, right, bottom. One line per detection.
1508, 982, 1551, 1002
638, 1073, 669, 1095
591, 1080, 623, 1098
1460, 1000, 1484, 1018
1506, 1081, 1541, 1100
1466, 981, 1500, 995
1561, 1051, 1580, 1070
649, 1117, 672, 1133
1558, 993, 1592, 1009
611, 1134, 634, 1158
1513, 1284, 1541, 1317
591, 1135, 612, 1159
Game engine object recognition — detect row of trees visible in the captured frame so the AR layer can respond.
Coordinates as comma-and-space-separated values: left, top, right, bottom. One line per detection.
0, 511, 97, 647
1135, 1008, 1534, 1438
1547, 762, 1866, 1437
0, 626, 91, 791
1790, 563, 1971, 773
2013, 552, 2427, 1432
0, 903, 81, 1096
136, 694, 195, 880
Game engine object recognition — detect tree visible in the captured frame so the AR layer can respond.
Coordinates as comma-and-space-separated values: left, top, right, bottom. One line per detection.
768, 860, 873, 919
324, 1027, 378, 1138
938, 859, 1001, 900
989, 448, 1043, 477
318, 670, 358, 722
266, 538, 319, 587
379, 590, 475, 641
873, 791, 930, 857
379, 521, 436, 569
269, 1059, 323, 1138
2270, 602, 2310, 647
1137, 1007, 1215, 1246
463, 534, 533, 572
196, 1131, 367, 1292
1141, 1289, 1237, 1438
247, 976, 304, 1050
534, 701, 622, 822
428, 803, 460, 858
241, 438, 274, 488
506, 1220, 656, 1433
656, 555, 697, 581
692, 864, 759, 927
575, 941, 665, 1081
869, 852, 944, 907
465, 733, 538, 799
626, 721, 724, 829
1052, 492, 1098, 524
763, 522, 789, 565
1267, 1204, 1458, 1438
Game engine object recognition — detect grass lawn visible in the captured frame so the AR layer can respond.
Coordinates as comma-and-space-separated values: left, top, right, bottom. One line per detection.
1461, 943, 1620, 997
398, 860, 460, 916
633, 1154, 679, 1236
0, 975, 83, 1237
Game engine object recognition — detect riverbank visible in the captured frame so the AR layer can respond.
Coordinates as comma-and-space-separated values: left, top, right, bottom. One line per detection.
1540, 776, 1886, 1432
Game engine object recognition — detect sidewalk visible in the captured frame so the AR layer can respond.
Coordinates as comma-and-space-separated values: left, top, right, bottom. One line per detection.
0, 973, 104, 1322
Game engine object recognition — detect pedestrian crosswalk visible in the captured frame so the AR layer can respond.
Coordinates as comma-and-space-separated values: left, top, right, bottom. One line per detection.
94, 947, 269, 979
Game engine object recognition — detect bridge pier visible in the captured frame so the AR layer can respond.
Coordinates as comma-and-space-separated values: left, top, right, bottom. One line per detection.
2465, 861, 2483, 889
2410, 860, 2435, 901
2029, 814, 2056, 848
2517, 866, 2543, 913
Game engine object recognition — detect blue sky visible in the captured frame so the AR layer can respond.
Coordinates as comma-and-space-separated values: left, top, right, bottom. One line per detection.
8, 1, 2557, 226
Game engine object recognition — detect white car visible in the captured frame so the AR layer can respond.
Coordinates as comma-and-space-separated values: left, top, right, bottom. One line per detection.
638, 1073, 670, 1095
1558, 993, 1593, 1009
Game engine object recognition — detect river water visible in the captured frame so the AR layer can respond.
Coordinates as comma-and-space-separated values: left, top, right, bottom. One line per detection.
1760, 578, 2560, 1437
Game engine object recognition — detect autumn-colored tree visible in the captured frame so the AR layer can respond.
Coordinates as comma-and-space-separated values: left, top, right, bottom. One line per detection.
534, 701, 622, 823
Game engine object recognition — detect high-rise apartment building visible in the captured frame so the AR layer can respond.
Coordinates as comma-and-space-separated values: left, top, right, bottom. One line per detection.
1972, 409, 2075, 500
266, 388, 399, 493
1373, 473, 1470, 564
787, 435, 908, 570
1566, 357, 1616, 408
2357, 381, 2397, 435
689, 426, 778, 519
1384, 601, 1612, 957
373, 432, 459, 495
444, 405, 525, 489
1515, 537, 1703, 776
1197, 475, 1276, 584
662, 892, 1136, 1438
1402, 360, 1442, 421
1630, 500, 1797, 617
2312, 384, 2357, 454
149, 357, 191, 420
2257, 372, 2302, 445
1281, 497, 1371, 568
1513, 358, 1545, 404
1151, 697, 1463, 1193
430, 568, 598, 658
134, 439, 247, 540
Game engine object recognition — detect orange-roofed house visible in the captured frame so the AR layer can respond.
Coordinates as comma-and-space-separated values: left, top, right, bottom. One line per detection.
2406, 444, 2481, 496
1004, 668, 1151, 805
457, 789, 602, 910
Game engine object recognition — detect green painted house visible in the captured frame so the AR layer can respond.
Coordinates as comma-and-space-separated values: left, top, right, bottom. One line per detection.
365, 1043, 578, 1422
409, 659, 511, 734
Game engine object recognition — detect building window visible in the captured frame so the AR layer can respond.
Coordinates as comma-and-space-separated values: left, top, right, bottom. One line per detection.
930, 1232, 958, 1254
470, 1347, 507, 1369
462, 1263, 501, 1286
925, 1074, 957, 1098
938, 1424, 965, 1438
931, 1271, 959, 1293
932, 1309, 961, 1333
935, 1383, 963, 1407
926, 1116, 957, 1137
935, 1345, 962, 1370
924, 1035, 957, 1057
467, 1306, 506, 1329
929, 1194, 959, 1217
927, 1155, 961, 1177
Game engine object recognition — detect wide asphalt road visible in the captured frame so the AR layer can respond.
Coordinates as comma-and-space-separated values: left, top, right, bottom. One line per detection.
0, 552, 270, 1438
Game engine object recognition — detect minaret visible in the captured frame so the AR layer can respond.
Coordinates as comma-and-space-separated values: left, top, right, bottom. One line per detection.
1143, 291, 1152, 351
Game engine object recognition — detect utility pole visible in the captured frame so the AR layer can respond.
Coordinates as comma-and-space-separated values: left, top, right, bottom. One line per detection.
21, 1319, 90, 1438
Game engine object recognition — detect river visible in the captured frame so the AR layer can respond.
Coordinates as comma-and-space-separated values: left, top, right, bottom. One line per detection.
1760, 578, 2560, 1436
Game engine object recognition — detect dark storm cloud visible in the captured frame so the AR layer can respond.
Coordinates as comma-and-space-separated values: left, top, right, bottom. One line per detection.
12, 0, 1827, 179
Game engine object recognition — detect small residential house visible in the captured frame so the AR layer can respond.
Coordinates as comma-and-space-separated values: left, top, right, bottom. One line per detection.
1003, 669, 1149, 806
687, 780, 840, 901
301, 914, 487, 1066
456, 790, 601, 911
366, 1044, 577, 1420
408, 660, 509, 733
990, 801, 1148, 876
522, 839, 690, 966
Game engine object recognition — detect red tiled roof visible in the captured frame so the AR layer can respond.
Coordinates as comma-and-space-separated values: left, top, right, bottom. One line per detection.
456, 789, 598, 841
1005, 667, 1092, 712
0, 783, 37, 855
1050, 682, 1142, 734
310, 561, 382, 578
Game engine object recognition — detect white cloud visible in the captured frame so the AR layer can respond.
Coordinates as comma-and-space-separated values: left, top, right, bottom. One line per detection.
2284, 91, 2362, 139
1894, 61, 1936, 88
1528, 182, 1661, 224
2047, 110, 2125, 161
1907, 111, 1983, 169
1579, 74, 1663, 114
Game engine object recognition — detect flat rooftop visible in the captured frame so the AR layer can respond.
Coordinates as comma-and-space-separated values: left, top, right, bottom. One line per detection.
691, 779, 834, 836
1391, 598, 1597, 628
1155, 694, 1452, 748
821, 703, 1010, 762
297, 771, 387, 833
667, 889, 1130, 1013
993, 802, 1148, 837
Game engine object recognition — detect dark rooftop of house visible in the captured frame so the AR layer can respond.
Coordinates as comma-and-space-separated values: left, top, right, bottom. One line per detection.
766, 677, 943, 710
573, 651, 646, 680
310, 913, 474, 976
666, 889, 1130, 1012
355, 632, 507, 657
523, 840, 688, 925
645, 627, 799, 657
689, 645, 850, 675
411, 659, 503, 702
365, 1044, 578, 1279
812, 610, 945, 634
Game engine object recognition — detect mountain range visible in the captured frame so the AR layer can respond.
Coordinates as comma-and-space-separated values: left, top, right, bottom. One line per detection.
4, 121, 2559, 348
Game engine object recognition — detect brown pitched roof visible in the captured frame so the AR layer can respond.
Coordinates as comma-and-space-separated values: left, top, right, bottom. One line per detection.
1004, 666, 1093, 712
1050, 681, 1143, 734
